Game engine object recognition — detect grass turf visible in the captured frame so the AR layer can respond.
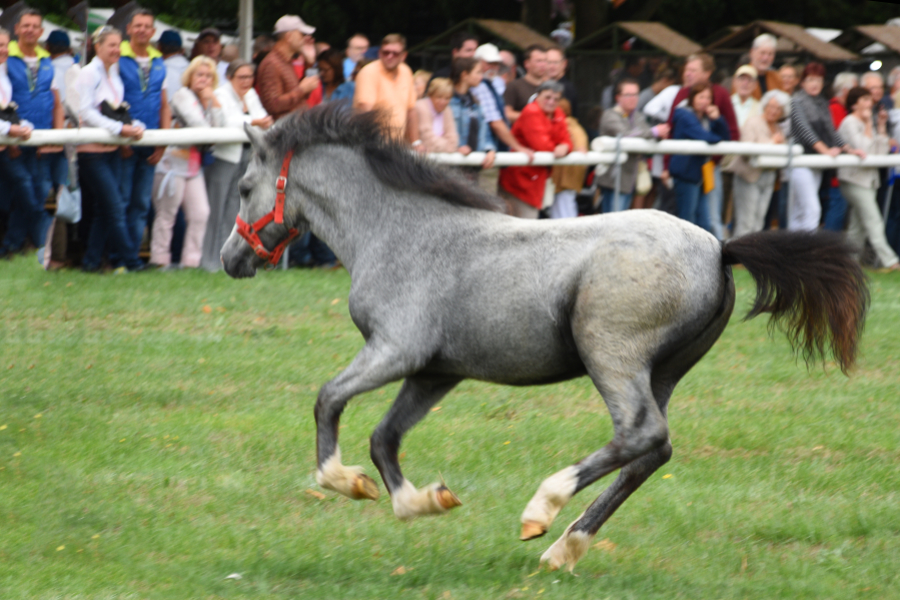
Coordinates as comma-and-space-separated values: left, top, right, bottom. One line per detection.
1, 258, 898, 599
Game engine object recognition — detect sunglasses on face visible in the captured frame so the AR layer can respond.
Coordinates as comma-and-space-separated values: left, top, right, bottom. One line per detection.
380, 50, 403, 58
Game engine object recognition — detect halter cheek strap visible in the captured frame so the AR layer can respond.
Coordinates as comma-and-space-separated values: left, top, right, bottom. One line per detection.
235, 149, 300, 266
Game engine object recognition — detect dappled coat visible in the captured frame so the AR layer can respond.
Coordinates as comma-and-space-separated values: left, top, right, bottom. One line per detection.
499, 102, 572, 208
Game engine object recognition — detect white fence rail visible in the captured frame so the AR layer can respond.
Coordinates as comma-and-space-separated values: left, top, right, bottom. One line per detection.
3, 129, 900, 169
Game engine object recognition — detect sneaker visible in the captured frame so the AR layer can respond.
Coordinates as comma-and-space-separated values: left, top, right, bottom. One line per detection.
111, 266, 128, 275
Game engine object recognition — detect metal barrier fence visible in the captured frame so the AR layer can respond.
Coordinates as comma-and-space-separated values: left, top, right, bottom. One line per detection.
6, 129, 900, 169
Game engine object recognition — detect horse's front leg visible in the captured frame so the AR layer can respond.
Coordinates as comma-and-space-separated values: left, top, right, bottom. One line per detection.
315, 341, 412, 501
369, 374, 463, 520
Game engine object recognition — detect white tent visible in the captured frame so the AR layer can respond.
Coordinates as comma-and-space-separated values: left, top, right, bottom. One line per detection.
2, 2, 254, 60
88, 8, 238, 55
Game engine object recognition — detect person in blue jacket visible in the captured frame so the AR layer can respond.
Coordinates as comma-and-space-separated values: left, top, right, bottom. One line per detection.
119, 8, 171, 260
669, 81, 731, 233
1, 9, 63, 258
449, 57, 496, 180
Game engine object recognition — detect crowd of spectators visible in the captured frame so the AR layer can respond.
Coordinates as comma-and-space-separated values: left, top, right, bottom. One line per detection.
1, 12, 899, 274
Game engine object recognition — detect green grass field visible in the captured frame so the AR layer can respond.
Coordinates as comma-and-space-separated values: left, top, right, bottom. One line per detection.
1, 258, 898, 599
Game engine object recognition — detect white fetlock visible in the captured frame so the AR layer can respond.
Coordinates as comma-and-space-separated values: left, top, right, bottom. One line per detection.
520, 466, 579, 540
539, 519, 593, 573
391, 479, 462, 520
316, 449, 380, 500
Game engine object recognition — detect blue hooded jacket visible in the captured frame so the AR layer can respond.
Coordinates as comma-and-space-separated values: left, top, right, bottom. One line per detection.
669, 107, 730, 184
7, 41, 55, 129
119, 41, 166, 129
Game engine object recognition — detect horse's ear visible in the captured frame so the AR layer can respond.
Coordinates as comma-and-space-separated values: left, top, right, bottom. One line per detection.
244, 123, 267, 151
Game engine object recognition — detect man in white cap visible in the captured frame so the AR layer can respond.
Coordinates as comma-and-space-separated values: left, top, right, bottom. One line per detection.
256, 15, 321, 120
730, 64, 760, 127
469, 43, 533, 165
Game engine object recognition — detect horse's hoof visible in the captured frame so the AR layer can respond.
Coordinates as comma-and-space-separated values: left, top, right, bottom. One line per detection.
435, 485, 462, 510
520, 520, 547, 541
350, 474, 380, 501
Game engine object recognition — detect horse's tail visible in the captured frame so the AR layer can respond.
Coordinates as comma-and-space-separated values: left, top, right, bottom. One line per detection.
721, 230, 869, 373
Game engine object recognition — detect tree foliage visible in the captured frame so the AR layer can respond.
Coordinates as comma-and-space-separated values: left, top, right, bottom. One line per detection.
19, 0, 900, 49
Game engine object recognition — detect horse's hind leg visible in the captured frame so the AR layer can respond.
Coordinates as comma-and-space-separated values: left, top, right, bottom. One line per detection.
539, 436, 671, 571
519, 367, 667, 541
369, 374, 464, 520
539, 272, 736, 571
315, 342, 412, 501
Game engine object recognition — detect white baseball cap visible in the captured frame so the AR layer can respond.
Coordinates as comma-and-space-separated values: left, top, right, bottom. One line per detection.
735, 64, 758, 79
474, 43, 502, 64
274, 15, 315, 36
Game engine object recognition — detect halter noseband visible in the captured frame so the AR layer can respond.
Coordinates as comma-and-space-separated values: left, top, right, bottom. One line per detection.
235, 150, 300, 267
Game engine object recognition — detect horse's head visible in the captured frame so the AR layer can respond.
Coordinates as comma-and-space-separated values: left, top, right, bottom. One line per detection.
222, 123, 309, 278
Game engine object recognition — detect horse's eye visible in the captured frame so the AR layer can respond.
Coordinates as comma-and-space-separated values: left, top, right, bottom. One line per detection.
238, 181, 253, 198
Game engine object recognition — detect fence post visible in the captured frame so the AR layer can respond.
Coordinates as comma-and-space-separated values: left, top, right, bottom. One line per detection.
783, 136, 794, 229
613, 133, 623, 212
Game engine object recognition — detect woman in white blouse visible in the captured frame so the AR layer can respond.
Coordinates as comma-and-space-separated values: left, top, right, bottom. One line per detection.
200, 60, 272, 272
838, 86, 900, 272
75, 26, 145, 272
150, 55, 224, 268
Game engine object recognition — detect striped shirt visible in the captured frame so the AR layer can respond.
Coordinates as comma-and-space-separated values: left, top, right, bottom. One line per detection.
790, 90, 845, 154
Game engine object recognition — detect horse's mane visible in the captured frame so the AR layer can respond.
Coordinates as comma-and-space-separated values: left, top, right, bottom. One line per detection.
264, 104, 505, 213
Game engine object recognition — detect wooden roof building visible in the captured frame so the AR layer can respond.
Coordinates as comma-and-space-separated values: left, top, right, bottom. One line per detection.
704, 20, 858, 63
567, 21, 701, 57
832, 25, 900, 56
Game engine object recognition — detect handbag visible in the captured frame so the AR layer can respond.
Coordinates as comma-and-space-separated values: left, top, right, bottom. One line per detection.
55, 184, 82, 224
542, 178, 556, 210
100, 100, 132, 124
635, 160, 652, 196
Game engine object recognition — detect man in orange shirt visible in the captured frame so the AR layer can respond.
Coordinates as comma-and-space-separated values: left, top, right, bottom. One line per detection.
353, 34, 423, 151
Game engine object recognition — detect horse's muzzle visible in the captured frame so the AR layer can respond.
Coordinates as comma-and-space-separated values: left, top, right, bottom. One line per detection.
221, 229, 262, 279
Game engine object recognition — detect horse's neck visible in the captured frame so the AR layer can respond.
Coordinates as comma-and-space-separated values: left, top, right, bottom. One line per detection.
294, 148, 409, 270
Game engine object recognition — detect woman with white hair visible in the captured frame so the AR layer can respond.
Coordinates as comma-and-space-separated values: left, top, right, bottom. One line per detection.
729, 89, 790, 237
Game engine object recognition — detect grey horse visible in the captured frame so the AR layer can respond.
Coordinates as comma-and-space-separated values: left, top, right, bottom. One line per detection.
221, 105, 868, 572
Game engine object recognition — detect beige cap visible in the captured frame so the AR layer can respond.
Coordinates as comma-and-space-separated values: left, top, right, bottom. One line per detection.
274, 15, 315, 35
735, 64, 758, 79
474, 43, 501, 64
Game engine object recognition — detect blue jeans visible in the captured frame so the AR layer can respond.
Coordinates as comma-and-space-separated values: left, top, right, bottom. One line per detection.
47, 150, 69, 188
288, 232, 337, 267
674, 177, 712, 233
79, 151, 143, 270
600, 187, 633, 213
822, 183, 847, 231
0, 147, 51, 251
120, 147, 157, 254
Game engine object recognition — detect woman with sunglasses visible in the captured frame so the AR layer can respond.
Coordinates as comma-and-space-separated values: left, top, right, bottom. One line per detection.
200, 59, 272, 271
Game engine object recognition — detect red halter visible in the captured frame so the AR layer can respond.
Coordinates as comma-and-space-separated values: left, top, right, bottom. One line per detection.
235, 150, 300, 267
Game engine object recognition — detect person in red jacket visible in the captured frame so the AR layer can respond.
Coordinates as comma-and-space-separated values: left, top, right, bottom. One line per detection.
498, 81, 572, 218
